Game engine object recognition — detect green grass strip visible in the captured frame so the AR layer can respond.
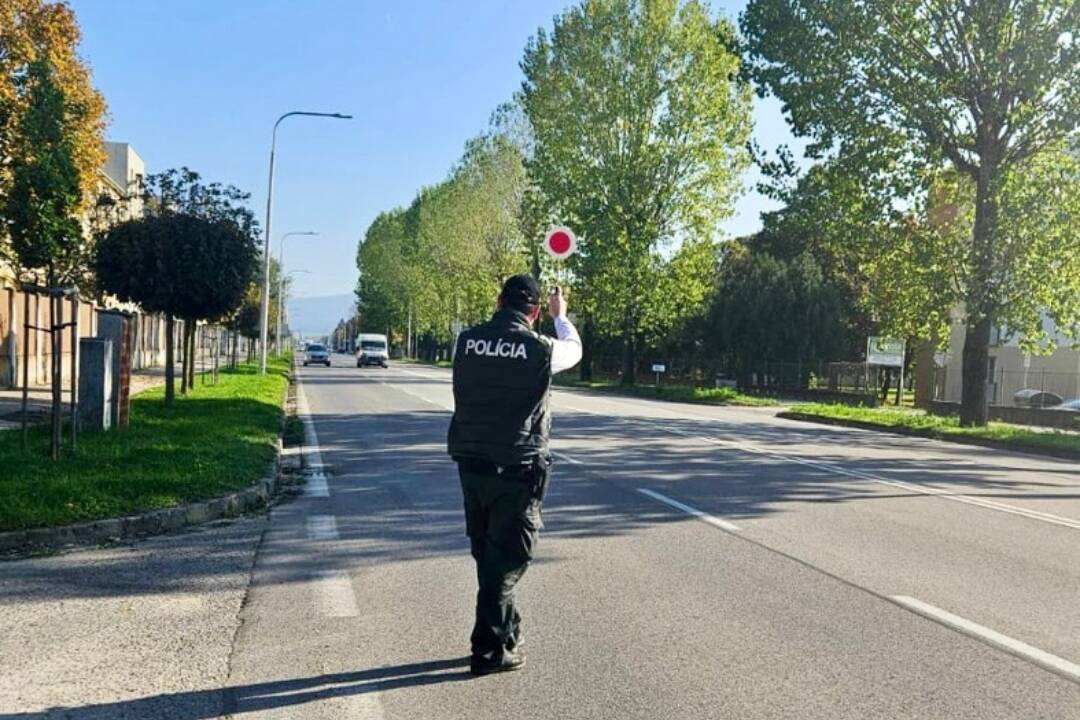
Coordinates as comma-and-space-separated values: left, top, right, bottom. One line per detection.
554, 377, 776, 407
784, 404, 1080, 456
0, 356, 290, 531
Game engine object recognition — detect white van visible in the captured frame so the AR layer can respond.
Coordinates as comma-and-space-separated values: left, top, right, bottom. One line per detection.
355, 333, 389, 368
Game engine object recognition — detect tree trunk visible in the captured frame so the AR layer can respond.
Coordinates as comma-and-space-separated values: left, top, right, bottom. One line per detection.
620, 310, 636, 385
185, 323, 196, 388
579, 316, 594, 382
49, 290, 61, 460
180, 320, 189, 395
913, 336, 937, 410
190, 324, 197, 387
959, 149, 1000, 427
960, 316, 991, 426
164, 315, 175, 404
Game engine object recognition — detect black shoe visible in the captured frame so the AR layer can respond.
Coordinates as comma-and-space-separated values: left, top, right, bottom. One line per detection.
470, 648, 526, 676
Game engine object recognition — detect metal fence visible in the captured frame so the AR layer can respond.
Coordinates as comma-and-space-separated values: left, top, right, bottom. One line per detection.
932, 366, 1080, 407
583, 357, 888, 402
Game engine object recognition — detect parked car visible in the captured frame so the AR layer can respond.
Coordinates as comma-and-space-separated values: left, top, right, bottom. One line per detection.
356, 333, 389, 368
1055, 399, 1080, 412
303, 343, 331, 367
1012, 389, 1064, 408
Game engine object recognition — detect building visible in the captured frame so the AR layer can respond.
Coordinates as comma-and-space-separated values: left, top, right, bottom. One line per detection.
0, 141, 164, 389
938, 308, 1080, 405
100, 141, 145, 218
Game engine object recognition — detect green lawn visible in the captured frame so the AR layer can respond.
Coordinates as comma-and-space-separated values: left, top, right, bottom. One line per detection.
0, 356, 290, 531
784, 403, 1080, 456
398, 357, 452, 368
555, 377, 777, 407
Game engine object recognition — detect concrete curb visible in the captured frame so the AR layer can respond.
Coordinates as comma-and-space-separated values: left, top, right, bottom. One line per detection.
778, 410, 1080, 462
0, 439, 284, 557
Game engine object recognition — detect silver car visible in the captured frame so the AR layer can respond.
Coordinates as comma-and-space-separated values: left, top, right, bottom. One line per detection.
303, 343, 331, 367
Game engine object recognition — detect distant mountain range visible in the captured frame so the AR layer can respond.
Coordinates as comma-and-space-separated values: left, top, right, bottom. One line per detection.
287, 294, 355, 338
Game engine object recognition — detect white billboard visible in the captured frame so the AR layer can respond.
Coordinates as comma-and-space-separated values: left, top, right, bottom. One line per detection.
867, 337, 905, 367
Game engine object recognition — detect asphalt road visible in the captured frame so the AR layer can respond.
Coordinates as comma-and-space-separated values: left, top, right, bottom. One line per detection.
3, 354, 1079, 718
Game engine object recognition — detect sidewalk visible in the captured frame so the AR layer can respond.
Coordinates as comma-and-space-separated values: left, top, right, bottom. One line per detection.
0, 364, 180, 430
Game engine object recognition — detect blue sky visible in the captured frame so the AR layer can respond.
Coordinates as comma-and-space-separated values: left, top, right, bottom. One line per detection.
72, 0, 801, 301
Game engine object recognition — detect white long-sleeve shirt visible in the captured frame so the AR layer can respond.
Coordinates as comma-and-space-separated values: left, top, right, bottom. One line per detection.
550, 315, 582, 374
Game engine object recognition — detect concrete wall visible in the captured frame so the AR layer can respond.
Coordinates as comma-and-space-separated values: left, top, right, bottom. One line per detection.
0, 283, 180, 390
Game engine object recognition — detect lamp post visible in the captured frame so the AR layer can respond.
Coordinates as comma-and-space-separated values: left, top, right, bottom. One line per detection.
275, 231, 318, 352
258, 111, 351, 373
280, 269, 311, 348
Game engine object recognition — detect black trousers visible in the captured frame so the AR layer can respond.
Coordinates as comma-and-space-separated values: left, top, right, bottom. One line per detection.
458, 459, 548, 656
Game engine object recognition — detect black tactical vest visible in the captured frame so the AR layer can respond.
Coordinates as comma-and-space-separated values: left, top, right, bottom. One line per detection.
447, 308, 554, 466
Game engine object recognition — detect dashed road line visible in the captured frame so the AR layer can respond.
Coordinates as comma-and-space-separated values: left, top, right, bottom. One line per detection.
384, 366, 1080, 531
295, 380, 325, 469
306, 514, 339, 540
676, 429, 1080, 532
304, 471, 330, 498
552, 451, 584, 465
636, 488, 741, 532
891, 596, 1080, 684
312, 569, 359, 618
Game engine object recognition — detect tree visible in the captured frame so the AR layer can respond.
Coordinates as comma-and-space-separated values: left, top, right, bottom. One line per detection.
741, 0, 1080, 425
355, 130, 534, 356
95, 213, 257, 404
1, 0, 106, 267
521, 0, 752, 383
4, 59, 83, 281
703, 239, 852, 381
356, 209, 411, 338
228, 282, 263, 365
3, 53, 100, 458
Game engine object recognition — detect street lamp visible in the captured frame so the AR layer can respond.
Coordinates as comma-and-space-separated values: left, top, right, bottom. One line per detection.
279, 269, 312, 349
258, 110, 351, 373
276, 231, 318, 351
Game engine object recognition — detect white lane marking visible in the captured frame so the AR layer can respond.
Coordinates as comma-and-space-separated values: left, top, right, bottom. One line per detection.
891, 596, 1080, 683
304, 472, 329, 498
295, 369, 385, 719
306, 514, 339, 540
552, 451, 583, 465
389, 366, 1080, 530
313, 569, 359, 618
637, 488, 741, 532
675, 429, 1080, 532
873, 477, 1080, 531
633, 419, 1080, 532
295, 380, 324, 468
395, 366, 447, 380
382, 380, 454, 412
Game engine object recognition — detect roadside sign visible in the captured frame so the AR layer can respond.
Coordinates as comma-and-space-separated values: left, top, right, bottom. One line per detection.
866, 337, 905, 367
652, 363, 666, 387
543, 226, 577, 259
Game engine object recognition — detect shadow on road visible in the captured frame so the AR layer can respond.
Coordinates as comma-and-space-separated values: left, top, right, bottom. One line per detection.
1, 657, 471, 719
4, 366, 1076, 607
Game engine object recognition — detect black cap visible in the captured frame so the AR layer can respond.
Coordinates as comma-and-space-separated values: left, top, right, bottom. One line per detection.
500, 274, 541, 312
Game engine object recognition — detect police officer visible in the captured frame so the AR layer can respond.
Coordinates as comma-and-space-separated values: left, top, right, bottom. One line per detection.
448, 274, 581, 676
